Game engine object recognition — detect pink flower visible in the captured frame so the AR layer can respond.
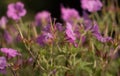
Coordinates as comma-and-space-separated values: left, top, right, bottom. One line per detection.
55, 23, 63, 31
61, 6, 80, 23
7, 2, 26, 20
91, 23, 112, 43
65, 22, 86, 46
65, 22, 76, 43
0, 48, 20, 58
0, 57, 6, 70
37, 32, 53, 46
0, 57, 7, 74
81, 0, 102, 12
35, 11, 51, 26
3, 31, 13, 44
0, 16, 8, 29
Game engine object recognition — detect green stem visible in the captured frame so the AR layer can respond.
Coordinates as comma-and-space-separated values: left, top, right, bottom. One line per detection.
73, 53, 76, 67
16, 23, 35, 59
33, 25, 38, 38
50, 44, 53, 67
8, 65, 17, 76
15, 21, 46, 71
94, 12, 100, 21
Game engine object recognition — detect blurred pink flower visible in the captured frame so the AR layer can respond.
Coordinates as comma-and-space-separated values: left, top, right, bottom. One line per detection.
0, 57, 6, 70
35, 11, 51, 26
91, 23, 112, 43
0, 16, 8, 29
0, 57, 7, 74
0, 48, 20, 58
7, 2, 26, 20
37, 32, 53, 46
65, 22, 86, 46
81, 0, 102, 12
65, 22, 76, 43
83, 11, 93, 30
61, 6, 80, 23
3, 31, 13, 44
55, 23, 63, 31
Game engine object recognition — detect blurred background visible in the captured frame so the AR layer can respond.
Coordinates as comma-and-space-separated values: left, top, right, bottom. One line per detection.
0, 0, 120, 21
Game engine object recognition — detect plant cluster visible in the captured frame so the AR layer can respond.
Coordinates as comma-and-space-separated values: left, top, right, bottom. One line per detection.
0, 0, 120, 76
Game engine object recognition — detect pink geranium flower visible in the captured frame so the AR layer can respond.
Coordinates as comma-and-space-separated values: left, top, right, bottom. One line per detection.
61, 6, 80, 23
0, 48, 20, 58
81, 0, 103, 12
7, 2, 26, 20
35, 11, 51, 26
0, 16, 8, 29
